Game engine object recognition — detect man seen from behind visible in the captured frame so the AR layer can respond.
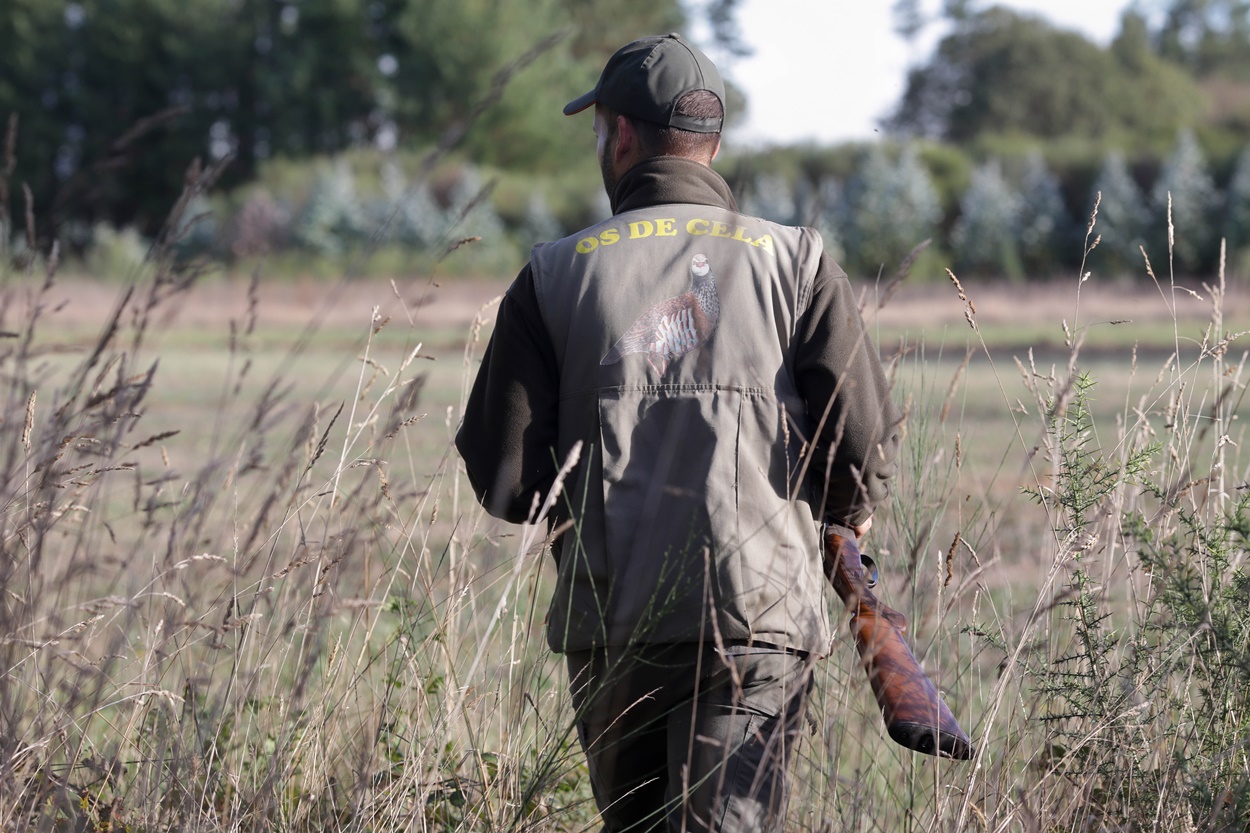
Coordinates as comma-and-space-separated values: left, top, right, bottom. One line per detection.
456, 33, 901, 833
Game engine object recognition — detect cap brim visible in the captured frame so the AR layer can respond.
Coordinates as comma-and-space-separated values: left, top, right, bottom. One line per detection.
563, 89, 597, 116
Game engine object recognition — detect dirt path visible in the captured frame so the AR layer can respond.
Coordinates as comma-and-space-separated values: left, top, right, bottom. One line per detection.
5, 272, 1243, 335
2, 274, 504, 333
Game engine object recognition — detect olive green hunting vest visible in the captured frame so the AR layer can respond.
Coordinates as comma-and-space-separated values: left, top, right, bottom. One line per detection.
530, 202, 831, 654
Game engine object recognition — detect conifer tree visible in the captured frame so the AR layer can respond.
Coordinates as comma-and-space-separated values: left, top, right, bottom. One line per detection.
378, 160, 447, 249
1016, 152, 1070, 275
1151, 129, 1221, 273
800, 178, 846, 266
836, 144, 940, 276
952, 159, 1023, 278
445, 166, 504, 242
1090, 151, 1150, 273
521, 192, 564, 244
1223, 146, 1250, 256
173, 194, 218, 257
293, 159, 368, 256
741, 173, 797, 225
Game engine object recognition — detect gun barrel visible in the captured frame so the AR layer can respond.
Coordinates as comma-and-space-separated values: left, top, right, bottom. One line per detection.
824, 529, 975, 760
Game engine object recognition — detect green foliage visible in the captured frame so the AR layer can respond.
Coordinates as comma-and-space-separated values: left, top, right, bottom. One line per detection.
519, 193, 564, 245
740, 172, 799, 224
1151, 129, 1223, 273
913, 141, 975, 217
834, 144, 941, 276
292, 160, 369, 256
886, 6, 1204, 147
382, 0, 584, 171
376, 160, 448, 249
444, 166, 506, 243
1015, 152, 1072, 274
1225, 146, 1250, 272
1090, 151, 1151, 273
1156, 0, 1250, 79
1225, 146, 1250, 227
951, 158, 1022, 278
208, 151, 528, 273
84, 222, 149, 279
798, 178, 846, 265
1019, 368, 1250, 828
0, 0, 689, 239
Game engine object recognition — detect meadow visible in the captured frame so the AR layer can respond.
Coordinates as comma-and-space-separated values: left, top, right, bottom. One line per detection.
1, 216, 1248, 832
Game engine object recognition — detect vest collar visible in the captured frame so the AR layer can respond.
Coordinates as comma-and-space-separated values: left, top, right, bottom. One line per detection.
611, 157, 739, 216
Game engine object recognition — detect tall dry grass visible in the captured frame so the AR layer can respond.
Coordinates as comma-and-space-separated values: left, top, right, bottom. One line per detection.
1, 111, 1248, 833
0, 135, 592, 830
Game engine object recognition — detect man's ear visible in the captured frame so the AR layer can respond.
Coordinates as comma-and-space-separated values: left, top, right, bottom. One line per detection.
613, 114, 637, 166
710, 136, 721, 162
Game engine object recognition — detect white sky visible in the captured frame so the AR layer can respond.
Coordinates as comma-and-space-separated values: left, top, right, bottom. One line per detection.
723, 0, 1131, 145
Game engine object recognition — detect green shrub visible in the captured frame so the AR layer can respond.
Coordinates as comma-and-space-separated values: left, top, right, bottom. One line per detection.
84, 222, 148, 279
1021, 372, 1250, 826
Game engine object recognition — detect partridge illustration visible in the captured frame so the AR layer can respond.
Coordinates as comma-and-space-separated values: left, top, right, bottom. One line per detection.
601, 254, 721, 375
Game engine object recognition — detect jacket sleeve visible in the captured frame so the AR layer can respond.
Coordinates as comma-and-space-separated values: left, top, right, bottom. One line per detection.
454, 263, 561, 524
794, 252, 902, 528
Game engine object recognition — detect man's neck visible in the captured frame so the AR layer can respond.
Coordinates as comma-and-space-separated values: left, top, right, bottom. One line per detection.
610, 157, 737, 215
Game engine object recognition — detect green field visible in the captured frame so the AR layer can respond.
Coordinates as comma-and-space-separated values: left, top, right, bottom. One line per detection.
2, 268, 1248, 831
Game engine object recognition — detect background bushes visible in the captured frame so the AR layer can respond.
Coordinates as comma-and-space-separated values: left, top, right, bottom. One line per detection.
6, 1, 1250, 282
57, 130, 1250, 282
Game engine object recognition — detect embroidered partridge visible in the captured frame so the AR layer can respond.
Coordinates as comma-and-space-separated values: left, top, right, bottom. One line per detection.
601, 254, 721, 375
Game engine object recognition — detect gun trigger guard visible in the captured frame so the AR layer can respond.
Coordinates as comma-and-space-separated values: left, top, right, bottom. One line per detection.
860, 553, 879, 589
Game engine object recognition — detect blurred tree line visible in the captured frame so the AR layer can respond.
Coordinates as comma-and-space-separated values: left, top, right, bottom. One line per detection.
739, 0, 1250, 279
0, 0, 747, 237
887, 0, 1250, 146
1, 0, 1248, 281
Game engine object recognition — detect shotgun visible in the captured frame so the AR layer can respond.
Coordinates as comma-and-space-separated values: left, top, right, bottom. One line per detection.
823, 528, 975, 760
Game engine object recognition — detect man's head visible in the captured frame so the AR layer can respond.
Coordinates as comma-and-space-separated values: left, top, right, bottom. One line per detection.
565, 34, 725, 194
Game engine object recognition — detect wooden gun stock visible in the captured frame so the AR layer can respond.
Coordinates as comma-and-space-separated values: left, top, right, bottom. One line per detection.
824, 529, 974, 760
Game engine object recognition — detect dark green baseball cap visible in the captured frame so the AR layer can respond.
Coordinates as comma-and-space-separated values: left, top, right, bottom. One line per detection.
563, 33, 724, 133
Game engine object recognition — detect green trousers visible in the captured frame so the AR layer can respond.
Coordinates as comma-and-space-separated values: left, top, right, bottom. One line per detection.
566, 642, 812, 833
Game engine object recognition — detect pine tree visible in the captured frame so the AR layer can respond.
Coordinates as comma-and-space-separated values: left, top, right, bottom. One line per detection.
741, 173, 797, 225
798, 177, 846, 265
1089, 151, 1149, 274
85, 223, 148, 278
445, 166, 504, 243
521, 192, 564, 244
952, 159, 1023, 278
293, 159, 368, 256
1151, 129, 1221, 273
378, 160, 446, 249
173, 194, 218, 258
1016, 152, 1070, 275
1223, 146, 1250, 255
893, 145, 942, 254
836, 144, 940, 276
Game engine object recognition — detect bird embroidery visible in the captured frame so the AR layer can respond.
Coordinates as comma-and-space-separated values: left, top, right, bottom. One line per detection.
601, 253, 721, 375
